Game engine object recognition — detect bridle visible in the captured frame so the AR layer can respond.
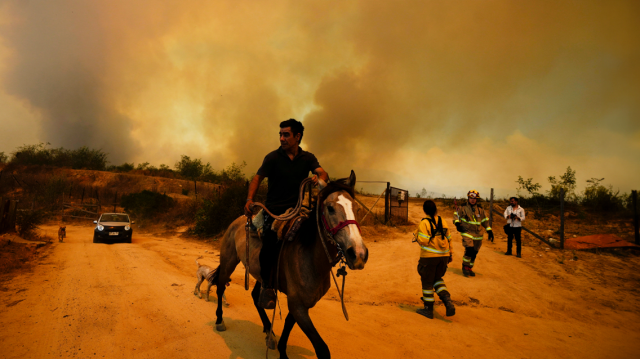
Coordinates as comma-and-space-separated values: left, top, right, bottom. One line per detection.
319, 201, 362, 238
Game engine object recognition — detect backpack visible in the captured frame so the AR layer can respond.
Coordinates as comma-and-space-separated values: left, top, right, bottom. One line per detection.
423, 216, 445, 240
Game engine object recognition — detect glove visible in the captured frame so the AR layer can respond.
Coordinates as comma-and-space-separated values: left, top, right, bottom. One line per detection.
487, 230, 494, 242
448, 255, 453, 263
455, 222, 464, 233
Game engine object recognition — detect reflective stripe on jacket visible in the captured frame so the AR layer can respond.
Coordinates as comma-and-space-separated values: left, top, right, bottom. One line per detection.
453, 203, 491, 241
414, 216, 453, 258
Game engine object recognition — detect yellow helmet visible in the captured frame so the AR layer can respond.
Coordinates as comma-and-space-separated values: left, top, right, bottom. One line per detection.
467, 190, 480, 199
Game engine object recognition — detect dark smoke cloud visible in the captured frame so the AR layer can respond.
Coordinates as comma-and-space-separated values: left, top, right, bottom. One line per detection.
0, 0, 638, 195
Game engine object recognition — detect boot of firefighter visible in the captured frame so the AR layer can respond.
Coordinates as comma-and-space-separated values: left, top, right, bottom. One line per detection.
442, 297, 456, 317
468, 266, 476, 277
462, 265, 470, 277
416, 302, 434, 319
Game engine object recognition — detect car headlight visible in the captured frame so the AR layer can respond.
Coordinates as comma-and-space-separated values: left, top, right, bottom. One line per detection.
97, 224, 104, 231
125, 225, 130, 231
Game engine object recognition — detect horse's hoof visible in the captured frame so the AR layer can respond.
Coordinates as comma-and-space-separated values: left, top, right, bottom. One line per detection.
266, 331, 277, 350
216, 320, 226, 332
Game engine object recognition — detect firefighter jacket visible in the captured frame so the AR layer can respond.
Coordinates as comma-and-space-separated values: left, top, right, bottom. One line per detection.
413, 216, 453, 258
453, 203, 492, 242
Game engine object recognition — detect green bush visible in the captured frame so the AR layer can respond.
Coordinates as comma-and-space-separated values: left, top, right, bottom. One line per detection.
193, 181, 247, 237
120, 190, 174, 219
181, 188, 190, 196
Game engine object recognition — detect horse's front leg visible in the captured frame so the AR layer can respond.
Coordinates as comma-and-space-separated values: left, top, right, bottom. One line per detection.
289, 303, 330, 359
277, 312, 297, 359
215, 282, 227, 331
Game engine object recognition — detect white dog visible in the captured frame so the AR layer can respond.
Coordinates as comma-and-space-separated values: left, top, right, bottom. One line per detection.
194, 256, 229, 307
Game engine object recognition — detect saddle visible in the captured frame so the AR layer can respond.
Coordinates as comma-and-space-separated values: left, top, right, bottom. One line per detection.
251, 207, 312, 242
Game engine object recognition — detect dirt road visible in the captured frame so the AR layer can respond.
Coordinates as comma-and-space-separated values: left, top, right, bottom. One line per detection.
1, 210, 640, 358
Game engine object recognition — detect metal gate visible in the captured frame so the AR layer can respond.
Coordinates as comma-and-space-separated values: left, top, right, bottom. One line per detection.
386, 186, 409, 224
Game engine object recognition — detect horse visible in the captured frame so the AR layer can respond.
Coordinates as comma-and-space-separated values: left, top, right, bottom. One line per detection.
208, 170, 368, 359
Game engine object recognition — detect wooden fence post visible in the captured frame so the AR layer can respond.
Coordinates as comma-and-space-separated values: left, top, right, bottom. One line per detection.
489, 188, 494, 227
633, 190, 639, 245
560, 188, 565, 250
7, 200, 17, 232
0, 197, 5, 232
385, 182, 390, 224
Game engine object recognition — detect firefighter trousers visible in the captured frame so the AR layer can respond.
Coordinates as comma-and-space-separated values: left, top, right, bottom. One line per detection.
417, 257, 451, 304
462, 239, 482, 269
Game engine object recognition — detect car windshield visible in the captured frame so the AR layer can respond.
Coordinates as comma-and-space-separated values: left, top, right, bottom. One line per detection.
100, 214, 129, 223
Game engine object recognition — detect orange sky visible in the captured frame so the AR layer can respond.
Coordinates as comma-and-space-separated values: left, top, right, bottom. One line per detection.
1, 0, 638, 197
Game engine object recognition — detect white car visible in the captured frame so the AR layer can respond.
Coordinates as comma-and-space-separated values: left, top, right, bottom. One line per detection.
93, 213, 134, 244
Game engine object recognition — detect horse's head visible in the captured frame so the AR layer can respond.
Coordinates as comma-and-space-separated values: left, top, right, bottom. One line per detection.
318, 170, 369, 270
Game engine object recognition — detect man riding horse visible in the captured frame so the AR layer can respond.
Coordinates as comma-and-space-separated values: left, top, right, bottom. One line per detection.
244, 118, 329, 309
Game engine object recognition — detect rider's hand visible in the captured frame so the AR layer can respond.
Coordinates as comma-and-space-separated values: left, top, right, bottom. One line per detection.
487, 230, 494, 242
244, 199, 254, 217
311, 174, 319, 186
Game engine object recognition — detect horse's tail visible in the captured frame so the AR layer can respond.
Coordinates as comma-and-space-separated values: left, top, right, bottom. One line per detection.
195, 255, 203, 267
206, 265, 221, 286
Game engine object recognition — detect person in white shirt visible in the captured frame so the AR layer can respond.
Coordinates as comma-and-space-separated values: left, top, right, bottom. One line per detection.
503, 197, 525, 257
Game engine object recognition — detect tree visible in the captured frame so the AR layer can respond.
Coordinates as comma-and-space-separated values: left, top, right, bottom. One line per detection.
175, 155, 212, 199
516, 176, 541, 197
548, 166, 577, 200
0, 151, 8, 164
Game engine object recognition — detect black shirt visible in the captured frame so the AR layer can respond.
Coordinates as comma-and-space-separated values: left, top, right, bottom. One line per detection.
257, 146, 320, 215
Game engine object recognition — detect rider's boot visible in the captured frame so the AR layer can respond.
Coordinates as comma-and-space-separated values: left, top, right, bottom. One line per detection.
416, 302, 434, 319
258, 283, 277, 309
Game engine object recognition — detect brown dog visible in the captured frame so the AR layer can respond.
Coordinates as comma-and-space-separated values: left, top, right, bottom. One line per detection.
58, 226, 66, 242
194, 256, 229, 306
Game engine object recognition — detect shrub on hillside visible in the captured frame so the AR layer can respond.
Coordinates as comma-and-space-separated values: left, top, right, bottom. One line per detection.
582, 178, 626, 212
107, 162, 135, 172
120, 190, 174, 219
10, 143, 107, 170
193, 181, 247, 237
16, 209, 45, 236
0, 151, 8, 164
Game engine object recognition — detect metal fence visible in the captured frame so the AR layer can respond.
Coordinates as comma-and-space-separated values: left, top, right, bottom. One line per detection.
387, 186, 409, 224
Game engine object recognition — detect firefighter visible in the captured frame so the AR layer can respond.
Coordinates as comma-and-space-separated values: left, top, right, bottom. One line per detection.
453, 190, 494, 277
414, 200, 456, 319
